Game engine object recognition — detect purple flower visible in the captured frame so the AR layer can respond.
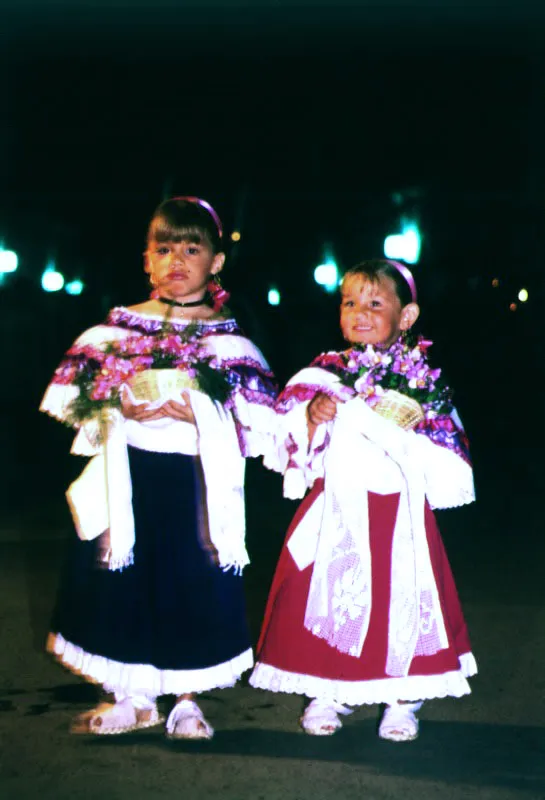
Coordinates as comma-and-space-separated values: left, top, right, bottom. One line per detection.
132, 355, 154, 370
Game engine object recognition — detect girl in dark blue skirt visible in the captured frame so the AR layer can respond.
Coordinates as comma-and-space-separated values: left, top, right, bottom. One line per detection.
41, 198, 278, 738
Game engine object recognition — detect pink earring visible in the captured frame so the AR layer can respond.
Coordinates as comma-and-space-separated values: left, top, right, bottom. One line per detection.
206, 275, 230, 312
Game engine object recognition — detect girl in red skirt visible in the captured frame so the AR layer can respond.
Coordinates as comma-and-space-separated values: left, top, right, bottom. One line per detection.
250, 259, 476, 742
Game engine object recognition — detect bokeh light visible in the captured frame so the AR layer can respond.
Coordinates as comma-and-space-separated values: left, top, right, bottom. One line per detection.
0, 247, 19, 274
65, 279, 84, 296
384, 220, 422, 264
267, 288, 280, 306
41, 265, 65, 292
0, 249, 18, 273
314, 262, 339, 292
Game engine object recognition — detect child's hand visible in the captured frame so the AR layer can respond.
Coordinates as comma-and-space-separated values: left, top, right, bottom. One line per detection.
158, 391, 196, 424
121, 394, 168, 422
307, 392, 341, 425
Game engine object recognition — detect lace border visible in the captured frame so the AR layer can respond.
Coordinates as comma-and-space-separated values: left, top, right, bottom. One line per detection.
47, 633, 253, 696
249, 653, 477, 706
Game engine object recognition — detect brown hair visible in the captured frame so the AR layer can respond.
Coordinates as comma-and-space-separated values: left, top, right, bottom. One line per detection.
342, 259, 414, 307
147, 197, 223, 253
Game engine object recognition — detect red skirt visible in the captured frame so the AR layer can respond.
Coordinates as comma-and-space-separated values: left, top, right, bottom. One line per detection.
251, 480, 475, 703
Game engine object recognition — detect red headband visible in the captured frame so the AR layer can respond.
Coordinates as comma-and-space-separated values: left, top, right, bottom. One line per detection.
171, 196, 223, 239
385, 260, 417, 303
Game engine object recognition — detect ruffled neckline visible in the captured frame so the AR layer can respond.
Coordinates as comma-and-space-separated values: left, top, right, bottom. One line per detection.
106, 306, 242, 336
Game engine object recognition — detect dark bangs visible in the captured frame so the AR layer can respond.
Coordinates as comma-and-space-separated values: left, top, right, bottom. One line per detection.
149, 219, 211, 247
146, 198, 222, 252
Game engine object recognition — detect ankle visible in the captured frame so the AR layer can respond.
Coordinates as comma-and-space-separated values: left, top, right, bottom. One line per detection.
113, 692, 157, 711
390, 700, 424, 711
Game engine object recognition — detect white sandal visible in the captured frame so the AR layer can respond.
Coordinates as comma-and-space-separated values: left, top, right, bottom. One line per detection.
378, 701, 423, 742
71, 698, 164, 736
300, 699, 353, 736
166, 699, 214, 741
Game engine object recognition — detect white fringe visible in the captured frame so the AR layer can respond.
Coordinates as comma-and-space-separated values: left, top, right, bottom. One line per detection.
249, 652, 477, 706
48, 633, 253, 696
40, 383, 79, 424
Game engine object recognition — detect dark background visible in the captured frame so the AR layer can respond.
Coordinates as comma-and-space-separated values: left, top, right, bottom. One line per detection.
1, 1, 544, 518
1, 9, 544, 798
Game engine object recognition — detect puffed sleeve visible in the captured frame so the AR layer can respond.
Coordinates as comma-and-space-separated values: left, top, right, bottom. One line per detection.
204, 333, 279, 461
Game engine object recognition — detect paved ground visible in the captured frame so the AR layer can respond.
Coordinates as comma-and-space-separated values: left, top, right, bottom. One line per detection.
0, 446, 544, 800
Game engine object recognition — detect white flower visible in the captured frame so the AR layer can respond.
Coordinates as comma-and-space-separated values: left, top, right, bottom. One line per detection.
354, 376, 370, 394
331, 568, 368, 622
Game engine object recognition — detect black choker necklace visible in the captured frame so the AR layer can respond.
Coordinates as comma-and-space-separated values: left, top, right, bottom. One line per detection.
157, 295, 209, 308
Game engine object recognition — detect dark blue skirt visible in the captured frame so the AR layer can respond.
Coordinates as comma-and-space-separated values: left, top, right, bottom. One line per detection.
51, 447, 251, 671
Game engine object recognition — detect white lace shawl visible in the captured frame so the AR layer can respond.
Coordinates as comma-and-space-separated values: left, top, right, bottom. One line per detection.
275, 367, 475, 677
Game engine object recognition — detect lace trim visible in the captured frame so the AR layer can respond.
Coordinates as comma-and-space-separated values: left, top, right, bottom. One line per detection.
430, 489, 476, 510
276, 383, 337, 414
47, 633, 253, 695
249, 653, 476, 706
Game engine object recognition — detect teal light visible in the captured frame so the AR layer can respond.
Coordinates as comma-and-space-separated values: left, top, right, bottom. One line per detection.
41, 264, 65, 292
314, 261, 339, 293
384, 219, 422, 265
268, 288, 281, 306
66, 279, 85, 296
0, 248, 18, 273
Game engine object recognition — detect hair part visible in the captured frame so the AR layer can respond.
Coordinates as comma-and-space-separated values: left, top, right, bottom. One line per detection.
147, 198, 223, 253
341, 259, 414, 308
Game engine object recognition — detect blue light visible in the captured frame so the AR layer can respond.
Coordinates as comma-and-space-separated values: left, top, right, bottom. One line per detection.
268, 288, 281, 306
66, 279, 84, 296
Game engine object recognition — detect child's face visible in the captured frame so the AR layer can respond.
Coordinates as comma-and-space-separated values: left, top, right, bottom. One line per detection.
146, 238, 224, 301
340, 274, 409, 348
